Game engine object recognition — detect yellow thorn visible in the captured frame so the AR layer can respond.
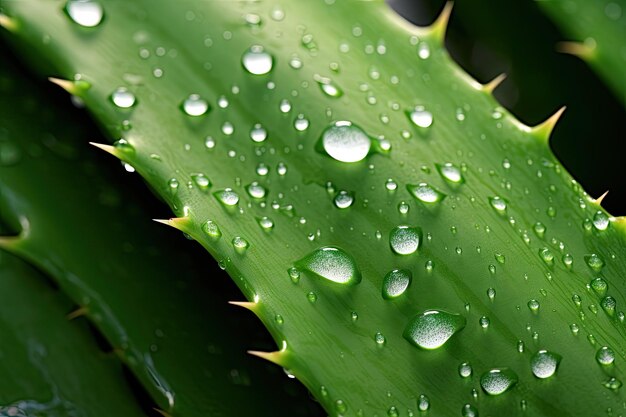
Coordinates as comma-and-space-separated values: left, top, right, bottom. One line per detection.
0, 14, 18, 31
67, 306, 88, 320
88, 141, 121, 158
430, 2, 453, 44
531, 106, 566, 142
247, 350, 286, 367
48, 77, 79, 95
152, 217, 189, 232
595, 190, 609, 206
0, 235, 20, 250
153, 409, 172, 417
482, 73, 507, 94
228, 301, 259, 313
556, 39, 596, 61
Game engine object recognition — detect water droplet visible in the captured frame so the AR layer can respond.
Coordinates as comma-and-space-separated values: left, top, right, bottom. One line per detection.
403, 310, 466, 349
257, 216, 274, 231
596, 346, 615, 365
458, 362, 472, 378
494, 253, 506, 264
319, 121, 371, 163
539, 247, 554, 265
246, 181, 267, 199
307, 292, 317, 303
397, 201, 410, 214
489, 196, 507, 213
602, 377, 622, 390
527, 299, 540, 312
461, 404, 478, 417
315, 75, 343, 97
287, 267, 300, 284
334, 190, 354, 209
517, 340, 525, 353
487, 287, 496, 301
593, 211, 609, 231
480, 368, 518, 395
479, 316, 490, 328
382, 269, 412, 299
274, 314, 284, 325
601, 296, 616, 316
294, 114, 310, 131
242, 45, 273, 75
191, 173, 211, 190
202, 220, 221, 239
295, 246, 361, 285
167, 178, 179, 193
387, 407, 399, 417
250, 123, 267, 143
562, 253, 573, 268
533, 222, 546, 238
417, 395, 430, 411
389, 225, 422, 255
335, 399, 347, 414
110, 87, 136, 108
590, 277, 608, 296
221, 121, 234, 136
408, 106, 433, 128
385, 179, 398, 191
436, 162, 464, 183
585, 254, 604, 271
374, 332, 386, 345
531, 350, 561, 378
279, 99, 292, 113
182, 94, 209, 116
65, 0, 104, 27
214, 188, 239, 206
407, 183, 446, 204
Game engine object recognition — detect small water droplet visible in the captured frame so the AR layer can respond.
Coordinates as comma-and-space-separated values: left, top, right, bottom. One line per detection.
590, 277, 608, 296
319, 121, 371, 163
407, 183, 446, 203
480, 368, 518, 395
202, 220, 222, 239
335, 399, 347, 414
458, 362, 472, 378
294, 114, 310, 131
539, 247, 554, 265
387, 406, 399, 417
351, 311, 359, 322
307, 292, 317, 303
436, 162, 464, 183
403, 310, 466, 349
596, 346, 615, 365
182, 94, 209, 116
374, 332, 386, 345
296, 246, 361, 285
65, 0, 104, 27
602, 377, 622, 391
479, 316, 490, 328
533, 222, 546, 238
382, 269, 412, 299
257, 216, 274, 231
287, 267, 300, 284
593, 211, 609, 231
407, 106, 433, 128
250, 123, 267, 143
562, 253, 573, 268
397, 201, 410, 214
242, 45, 273, 75
531, 350, 561, 378
214, 188, 239, 206
389, 225, 422, 255
385, 179, 398, 191
110, 87, 136, 108
417, 394, 430, 411
191, 173, 211, 190
601, 296, 616, 316
461, 404, 478, 417
279, 99, 292, 113
315, 75, 343, 97
487, 287, 496, 301
527, 299, 540, 312
489, 196, 507, 213
274, 314, 284, 325
334, 190, 354, 209
246, 181, 267, 199
585, 254, 605, 271
168, 178, 179, 193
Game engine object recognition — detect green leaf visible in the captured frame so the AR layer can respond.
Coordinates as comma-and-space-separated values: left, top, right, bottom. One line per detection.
0, 251, 145, 416
537, 0, 626, 105
2, 1, 625, 416
0, 45, 320, 417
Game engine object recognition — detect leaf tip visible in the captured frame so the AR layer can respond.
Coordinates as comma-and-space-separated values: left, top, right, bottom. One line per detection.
0, 13, 18, 31
556, 39, 596, 61
228, 300, 260, 313
247, 349, 287, 367
594, 190, 609, 206
153, 217, 190, 232
89, 141, 120, 157
66, 306, 89, 320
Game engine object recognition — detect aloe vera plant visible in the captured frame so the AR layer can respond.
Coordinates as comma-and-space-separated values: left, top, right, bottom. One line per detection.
0, 47, 320, 416
1, 1, 625, 416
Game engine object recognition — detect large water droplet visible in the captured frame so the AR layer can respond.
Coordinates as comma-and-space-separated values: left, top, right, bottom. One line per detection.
214, 188, 239, 206
403, 310, 466, 349
242, 45, 273, 75
585, 253, 605, 271
593, 211, 609, 231
382, 269, 412, 299
296, 246, 361, 285
389, 225, 422, 255
596, 346, 615, 365
407, 106, 433, 128
250, 123, 268, 143
489, 196, 507, 213
191, 173, 211, 190
65, 0, 104, 27
182, 94, 209, 116
319, 121, 371, 163
334, 190, 354, 209
407, 183, 446, 204
530, 350, 561, 378
232, 236, 249, 253
246, 181, 267, 199
436, 162, 464, 183
110, 87, 136, 108
202, 220, 221, 240
480, 368, 518, 395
